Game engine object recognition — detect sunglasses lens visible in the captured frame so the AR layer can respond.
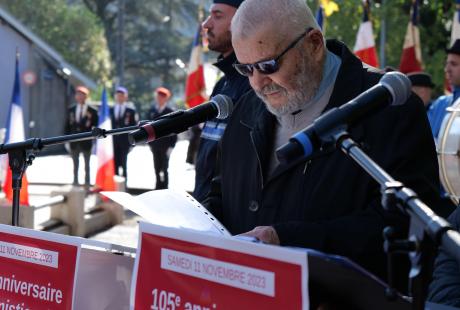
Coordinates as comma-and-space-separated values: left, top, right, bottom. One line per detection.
234, 59, 279, 76
256, 60, 278, 74
234, 64, 253, 76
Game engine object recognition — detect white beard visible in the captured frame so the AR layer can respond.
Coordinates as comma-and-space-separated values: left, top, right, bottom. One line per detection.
256, 51, 322, 117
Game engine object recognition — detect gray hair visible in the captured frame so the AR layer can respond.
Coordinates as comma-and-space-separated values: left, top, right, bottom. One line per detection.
231, 0, 321, 41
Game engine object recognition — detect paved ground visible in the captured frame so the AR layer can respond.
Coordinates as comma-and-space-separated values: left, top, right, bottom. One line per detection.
27, 139, 195, 192
8, 138, 196, 248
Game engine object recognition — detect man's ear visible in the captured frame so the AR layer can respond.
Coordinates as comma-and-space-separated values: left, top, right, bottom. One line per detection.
307, 29, 325, 57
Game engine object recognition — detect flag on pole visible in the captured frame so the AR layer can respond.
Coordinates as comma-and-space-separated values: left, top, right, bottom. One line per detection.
185, 26, 207, 109
95, 88, 116, 192
353, 0, 379, 68
315, 1, 339, 32
2, 52, 29, 206
316, 5, 325, 31
399, 0, 423, 73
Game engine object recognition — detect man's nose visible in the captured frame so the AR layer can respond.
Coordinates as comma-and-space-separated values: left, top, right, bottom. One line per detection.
202, 16, 212, 29
250, 70, 271, 92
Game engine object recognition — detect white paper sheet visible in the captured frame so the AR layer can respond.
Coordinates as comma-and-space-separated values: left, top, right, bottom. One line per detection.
102, 189, 230, 236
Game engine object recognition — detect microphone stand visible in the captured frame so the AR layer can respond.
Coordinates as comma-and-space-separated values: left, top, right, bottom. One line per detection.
0, 124, 142, 226
315, 127, 460, 310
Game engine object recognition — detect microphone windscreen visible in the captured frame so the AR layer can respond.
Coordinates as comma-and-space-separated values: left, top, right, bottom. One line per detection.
380, 71, 412, 106
211, 94, 233, 119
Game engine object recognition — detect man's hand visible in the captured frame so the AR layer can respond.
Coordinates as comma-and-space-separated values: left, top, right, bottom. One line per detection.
239, 226, 280, 245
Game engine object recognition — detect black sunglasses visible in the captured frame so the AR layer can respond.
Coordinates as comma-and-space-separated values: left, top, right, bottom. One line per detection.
233, 27, 313, 77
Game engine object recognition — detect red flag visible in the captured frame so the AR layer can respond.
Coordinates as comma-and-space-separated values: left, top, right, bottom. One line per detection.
185, 26, 207, 109
95, 88, 116, 192
353, 0, 379, 68
399, 0, 423, 73
2, 53, 29, 206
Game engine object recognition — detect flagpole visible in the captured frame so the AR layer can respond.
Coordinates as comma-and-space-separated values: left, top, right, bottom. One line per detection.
8, 49, 29, 226
379, 0, 386, 68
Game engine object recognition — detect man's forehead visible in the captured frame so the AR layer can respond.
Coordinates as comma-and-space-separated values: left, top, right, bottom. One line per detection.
234, 28, 285, 59
447, 54, 460, 62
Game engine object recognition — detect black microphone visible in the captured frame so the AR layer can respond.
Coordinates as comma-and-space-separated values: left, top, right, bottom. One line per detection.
128, 94, 233, 145
276, 71, 412, 164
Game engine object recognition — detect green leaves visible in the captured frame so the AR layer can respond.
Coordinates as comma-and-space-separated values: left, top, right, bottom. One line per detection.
0, 0, 111, 85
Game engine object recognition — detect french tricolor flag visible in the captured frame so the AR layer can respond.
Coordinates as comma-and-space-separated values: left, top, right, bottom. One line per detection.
95, 88, 116, 191
185, 26, 207, 109
316, 5, 324, 31
353, 0, 379, 68
399, 0, 422, 73
2, 54, 29, 206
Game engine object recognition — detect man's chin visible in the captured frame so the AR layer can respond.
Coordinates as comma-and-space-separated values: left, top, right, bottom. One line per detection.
264, 100, 290, 117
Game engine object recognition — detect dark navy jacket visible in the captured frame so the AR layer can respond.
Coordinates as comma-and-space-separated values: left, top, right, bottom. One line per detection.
204, 40, 448, 283
192, 52, 251, 202
65, 104, 99, 151
428, 207, 460, 307
110, 103, 137, 151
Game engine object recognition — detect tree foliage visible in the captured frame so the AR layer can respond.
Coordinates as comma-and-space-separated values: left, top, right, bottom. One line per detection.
0, 0, 111, 84
81, 0, 209, 112
3, 0, 454, 106
308, 0, 455, 95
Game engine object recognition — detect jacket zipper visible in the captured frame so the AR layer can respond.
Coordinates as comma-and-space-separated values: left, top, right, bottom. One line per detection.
303, 160, 312, 174
250, 131, 264, 190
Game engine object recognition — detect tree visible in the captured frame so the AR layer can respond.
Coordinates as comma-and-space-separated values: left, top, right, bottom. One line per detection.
0, 0, 112, 84
81, 0, 209, 112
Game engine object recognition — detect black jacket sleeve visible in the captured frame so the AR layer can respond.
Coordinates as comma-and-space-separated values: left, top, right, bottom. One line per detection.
272, 94, 446, 276
428, 207, 460, 307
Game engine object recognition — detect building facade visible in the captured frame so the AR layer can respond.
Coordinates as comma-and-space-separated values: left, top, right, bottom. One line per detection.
0, 7, 96, 152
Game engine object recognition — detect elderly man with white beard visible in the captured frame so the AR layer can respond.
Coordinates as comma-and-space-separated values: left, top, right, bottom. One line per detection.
203, 0, 446, 297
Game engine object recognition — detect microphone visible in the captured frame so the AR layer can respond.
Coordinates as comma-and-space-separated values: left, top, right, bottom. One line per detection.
128, 94, 233, 145
276, 71, 412, 164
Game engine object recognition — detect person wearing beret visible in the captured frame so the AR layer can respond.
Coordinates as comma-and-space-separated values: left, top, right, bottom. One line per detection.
65, 86, 98, 187
192, 0, 252, 202
408, 72, 435, 110
147, 87, 177, 189
428, 39, 460, 138
110, 86, 138, 184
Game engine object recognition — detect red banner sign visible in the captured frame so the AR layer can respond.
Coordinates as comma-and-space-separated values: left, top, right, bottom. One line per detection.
0, 225, 80, 309
131, 223, 309, 309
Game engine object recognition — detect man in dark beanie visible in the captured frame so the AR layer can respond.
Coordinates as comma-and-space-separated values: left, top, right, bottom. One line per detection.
428, 39, 460, 138
193, 0, 252, 202
407, 72, 435, 109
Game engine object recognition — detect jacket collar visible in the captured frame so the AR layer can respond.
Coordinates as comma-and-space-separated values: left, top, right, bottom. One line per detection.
323, 39, 366, 112
214, 52, 239, 77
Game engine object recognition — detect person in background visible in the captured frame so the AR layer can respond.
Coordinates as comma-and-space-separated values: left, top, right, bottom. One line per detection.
428, 39, 460, 138
192, 0, 252, 202
65, 86, 98, 188
425, 43, 459, 214
408, 72, 435, 110
148, 87, 177, 189
110, 86, 138, 184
